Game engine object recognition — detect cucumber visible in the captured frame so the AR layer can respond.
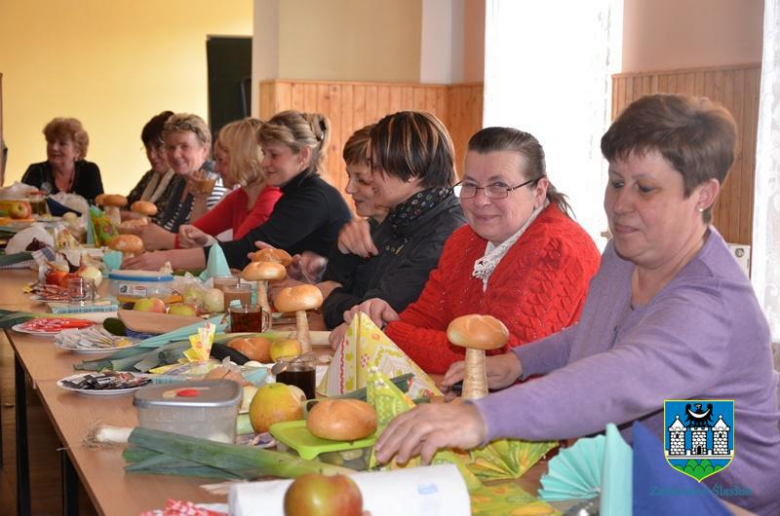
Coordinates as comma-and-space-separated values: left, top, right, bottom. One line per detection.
103, 317, 127, 336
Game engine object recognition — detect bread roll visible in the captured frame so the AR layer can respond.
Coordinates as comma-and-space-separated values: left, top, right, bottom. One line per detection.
101, 194, 128, 207
242, 260, 286, 281
307, 399, 377, 441
228, 337, 272, 363
274, 284, 323, 313
447, 314, 508, 351
109, 234, 144, 255
252, 247, 293, 266
131, 200, 158, 216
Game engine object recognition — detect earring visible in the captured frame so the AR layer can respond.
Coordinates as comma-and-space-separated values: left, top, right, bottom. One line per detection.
698, 206, 705, 213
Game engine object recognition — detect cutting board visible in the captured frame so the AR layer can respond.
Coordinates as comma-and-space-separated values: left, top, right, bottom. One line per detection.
117, 308, 205, 334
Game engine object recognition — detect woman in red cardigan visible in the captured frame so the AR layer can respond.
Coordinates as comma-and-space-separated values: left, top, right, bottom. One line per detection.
176, 118, 282, 247
365, 127, 601, 374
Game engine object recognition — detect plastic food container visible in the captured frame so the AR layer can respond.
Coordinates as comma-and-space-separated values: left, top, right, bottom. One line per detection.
133, 380, 242, 443
108, 269, 173, 298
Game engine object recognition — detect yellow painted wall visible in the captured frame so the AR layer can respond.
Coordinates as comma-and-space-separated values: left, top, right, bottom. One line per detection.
277, 0, 422, 82
0, 0, 252, 195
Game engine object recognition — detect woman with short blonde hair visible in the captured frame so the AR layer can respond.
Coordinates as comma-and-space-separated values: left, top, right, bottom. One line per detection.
175, 118, 282, 248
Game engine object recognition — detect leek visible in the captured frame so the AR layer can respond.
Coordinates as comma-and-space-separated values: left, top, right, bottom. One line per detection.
126, 426, 353, 479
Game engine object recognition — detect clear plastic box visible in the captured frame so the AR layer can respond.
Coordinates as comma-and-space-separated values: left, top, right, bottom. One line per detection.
108, 269, 173, 298
133, 380, 241, 443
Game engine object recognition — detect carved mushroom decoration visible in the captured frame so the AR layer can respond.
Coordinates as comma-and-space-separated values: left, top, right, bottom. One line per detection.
274, 284, 323, 354
446, 314, 509, 400
241, 261, 287, 329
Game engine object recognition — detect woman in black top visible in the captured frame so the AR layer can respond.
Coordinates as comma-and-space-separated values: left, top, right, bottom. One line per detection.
123, 110, 351, 271
326, 111, 466, 344
22, 117, 104, 203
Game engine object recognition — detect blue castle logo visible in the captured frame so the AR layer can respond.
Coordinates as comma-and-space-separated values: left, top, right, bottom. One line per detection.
663, 399, 734, 482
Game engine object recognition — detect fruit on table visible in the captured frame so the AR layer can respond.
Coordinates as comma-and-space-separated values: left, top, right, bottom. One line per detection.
202, 287, 225, 313
166, 303, 198, 317
46, 270, 69, 286
283, 473, 363, 516
249, 383, 305, 433
59, 272, 80, 288
7, 201, 32, 220
133, 297, 166, 313
270, 338, 302, 362
78, 265, 103, 287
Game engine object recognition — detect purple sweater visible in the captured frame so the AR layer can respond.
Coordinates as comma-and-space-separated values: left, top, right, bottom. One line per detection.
474, 229, 780, 515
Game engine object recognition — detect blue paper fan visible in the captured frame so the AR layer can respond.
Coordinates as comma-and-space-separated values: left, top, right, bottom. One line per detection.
539, 434, 604, 500
539, 424, 632, 516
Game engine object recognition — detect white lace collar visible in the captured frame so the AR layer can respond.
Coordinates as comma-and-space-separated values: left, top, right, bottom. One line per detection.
472, 200, 548, 291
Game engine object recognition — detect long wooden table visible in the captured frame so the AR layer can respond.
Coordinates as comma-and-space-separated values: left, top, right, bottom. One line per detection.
2, 268, 757, 516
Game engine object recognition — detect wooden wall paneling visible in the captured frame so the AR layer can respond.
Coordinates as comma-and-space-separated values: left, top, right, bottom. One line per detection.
290, 82, 304, 112
741, 68, 759, 244
612, 64, 760, 245
258, 80, 483, 208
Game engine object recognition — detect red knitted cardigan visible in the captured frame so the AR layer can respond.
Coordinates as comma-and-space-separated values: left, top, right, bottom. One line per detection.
385, 204, 601, 374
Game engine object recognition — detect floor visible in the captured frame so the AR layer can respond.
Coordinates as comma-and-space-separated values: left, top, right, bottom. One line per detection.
0, 334, 96, 516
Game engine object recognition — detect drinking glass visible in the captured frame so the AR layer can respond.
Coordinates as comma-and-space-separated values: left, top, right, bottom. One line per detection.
67, 277, 96, 306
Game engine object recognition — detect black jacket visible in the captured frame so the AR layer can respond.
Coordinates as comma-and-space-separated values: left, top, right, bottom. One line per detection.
321, 193, 465, 329
212, 171, 352, 269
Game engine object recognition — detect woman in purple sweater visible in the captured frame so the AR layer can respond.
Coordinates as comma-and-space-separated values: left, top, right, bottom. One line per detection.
375, 94, 780, 516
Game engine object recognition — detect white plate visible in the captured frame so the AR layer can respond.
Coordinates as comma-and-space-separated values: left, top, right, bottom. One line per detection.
54, 339, 141, 355
12, 322, 93, 337
56, 373, 151, 396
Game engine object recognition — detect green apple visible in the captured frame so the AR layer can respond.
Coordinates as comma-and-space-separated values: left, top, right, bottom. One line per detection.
270, 339, 302, 362
249, 382, 305, 433
166, 303, 198, 317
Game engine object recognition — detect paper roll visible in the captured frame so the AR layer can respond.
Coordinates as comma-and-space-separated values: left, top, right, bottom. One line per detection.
230, 464, 470, 516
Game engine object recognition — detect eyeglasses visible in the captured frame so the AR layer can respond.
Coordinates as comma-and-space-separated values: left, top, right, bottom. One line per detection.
453, 177, 540, 199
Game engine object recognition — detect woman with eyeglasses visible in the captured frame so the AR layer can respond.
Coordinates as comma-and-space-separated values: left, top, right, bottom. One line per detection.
371, 127, 600, 373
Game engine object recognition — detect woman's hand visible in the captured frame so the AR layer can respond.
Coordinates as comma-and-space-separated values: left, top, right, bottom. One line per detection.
122, 251, 171, 271
344, 298, 400, 328
441, 353, 524, 394
337, 219, 377, 258
328, 322, 349, 350
298, 251, 328, 283
286, 251, 328, 282
138, 223, 176, 250
374, 403, 488, 465
178, 225, 211, 248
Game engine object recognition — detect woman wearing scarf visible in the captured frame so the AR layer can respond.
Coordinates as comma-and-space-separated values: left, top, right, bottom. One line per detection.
327, 111, 466, 344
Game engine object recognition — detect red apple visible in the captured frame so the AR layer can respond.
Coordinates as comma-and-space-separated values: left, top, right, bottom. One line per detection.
46, 270, 69, 286
8, 201, 32, 219
58, 272, 80, 288
283, 473, 363, 516
133, 297, 167, 313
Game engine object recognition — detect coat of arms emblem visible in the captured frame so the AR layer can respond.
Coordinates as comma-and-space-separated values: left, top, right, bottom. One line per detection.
664, 399, 734, 482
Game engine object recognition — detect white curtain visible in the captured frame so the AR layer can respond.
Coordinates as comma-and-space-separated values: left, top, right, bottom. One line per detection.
752, 0, 780, 351
483, 0, 623, 248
